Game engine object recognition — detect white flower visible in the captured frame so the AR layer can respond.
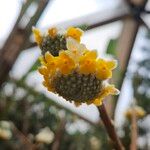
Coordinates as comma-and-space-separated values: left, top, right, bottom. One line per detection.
0, 121, 12, 140
35, 127, 54, 144
0, 121, 12, 129
66, 37, 88, 62
90, 136, 101, 150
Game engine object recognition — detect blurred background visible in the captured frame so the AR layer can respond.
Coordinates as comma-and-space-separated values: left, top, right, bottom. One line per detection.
0, 0, 150, 149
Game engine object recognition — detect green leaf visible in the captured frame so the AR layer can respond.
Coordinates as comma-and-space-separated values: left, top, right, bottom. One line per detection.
76, 24, 88, 31
106, 39, 117, 56
28, 59, 40, 73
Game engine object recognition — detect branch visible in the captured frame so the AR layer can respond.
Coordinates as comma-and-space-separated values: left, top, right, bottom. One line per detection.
97, 103, 124, 150
0, 0, 49, 87
23, 6, 130, 50
12, 124, 35, 150
130, 108, 138, 150
52, 118, 66, 150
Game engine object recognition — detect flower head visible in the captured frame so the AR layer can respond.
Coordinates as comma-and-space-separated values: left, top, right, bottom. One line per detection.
125, 106, 146, 119
0, 121, 12, 140
38, 37, 119, 106
57, 51, 76, 75
35, 127, 54, 144
33, 27, 83, 56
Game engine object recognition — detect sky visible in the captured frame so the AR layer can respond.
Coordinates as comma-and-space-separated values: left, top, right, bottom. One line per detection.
0, 0, 145, 126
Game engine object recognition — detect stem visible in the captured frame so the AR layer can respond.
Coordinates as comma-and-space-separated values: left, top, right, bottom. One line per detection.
13, 125, 35, 150
97, 103, 124, 150
130, 108, 138, 150
52, 118, 66, 150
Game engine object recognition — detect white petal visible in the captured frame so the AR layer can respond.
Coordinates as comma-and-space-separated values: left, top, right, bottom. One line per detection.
66, 37, 78, 50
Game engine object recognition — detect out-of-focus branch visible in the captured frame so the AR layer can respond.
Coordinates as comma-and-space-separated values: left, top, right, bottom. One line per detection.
98, 104, 124, 150
12, 124, 35, 150
0, 0, 49, 87
111, 0, 148, 118
130, 108, 138, 150
52, 118, 66, 150
23, 6, 130, 50
21, 0, 50, 49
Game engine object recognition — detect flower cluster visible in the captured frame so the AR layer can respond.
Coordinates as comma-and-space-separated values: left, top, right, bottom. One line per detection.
33, 27, 119, 106
125, 106, 146, 120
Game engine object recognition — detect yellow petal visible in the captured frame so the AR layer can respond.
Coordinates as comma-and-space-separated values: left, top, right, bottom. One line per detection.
58, 52, 75, 75
106, 60, 117, 70
135, 106, 146, 118
96, 59, 106, 66
99, 84, 119, 100
93, 99, 103, 106
79, 60, 96, 74
45, 52, 54, 63
96, 69, 112, 80
32, 27, 42, 45
38, 66, 48, 75
66, 27, 83, 42
85, 51, 97, 59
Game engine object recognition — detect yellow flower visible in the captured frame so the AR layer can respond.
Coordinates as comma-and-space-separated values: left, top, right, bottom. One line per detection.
96, 59, 117, 80
35, 127, 54, 144
33, 27, 84, 56
39, 52, 58, 76
37, 28, 119, 107
38, 50, 119, 106
66, 38, 88, 62
32, 27, 43, 45
66, 27, 83, 42
38, 66, 49, 76
125, 106, 146, 119
79, 51, 97, 74
57, 51, 76, 75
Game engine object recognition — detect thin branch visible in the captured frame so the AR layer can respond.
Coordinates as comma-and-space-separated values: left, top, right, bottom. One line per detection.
23, 7, 130, 50
12, 124, 35, 150
0, 0, 49, 87
52, 118, 66, 150
112, 0, 148, 118
97, 103, 124, 150
130, 108, 138, 150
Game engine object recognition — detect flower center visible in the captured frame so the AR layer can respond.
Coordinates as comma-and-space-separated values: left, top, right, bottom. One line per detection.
40, 35, 67, 56
52, 71, 102, 102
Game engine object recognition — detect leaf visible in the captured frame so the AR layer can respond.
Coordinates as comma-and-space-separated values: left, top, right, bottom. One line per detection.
106, 39, 117, 56
28, 59, 40, 73
76, 24, 88, 31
